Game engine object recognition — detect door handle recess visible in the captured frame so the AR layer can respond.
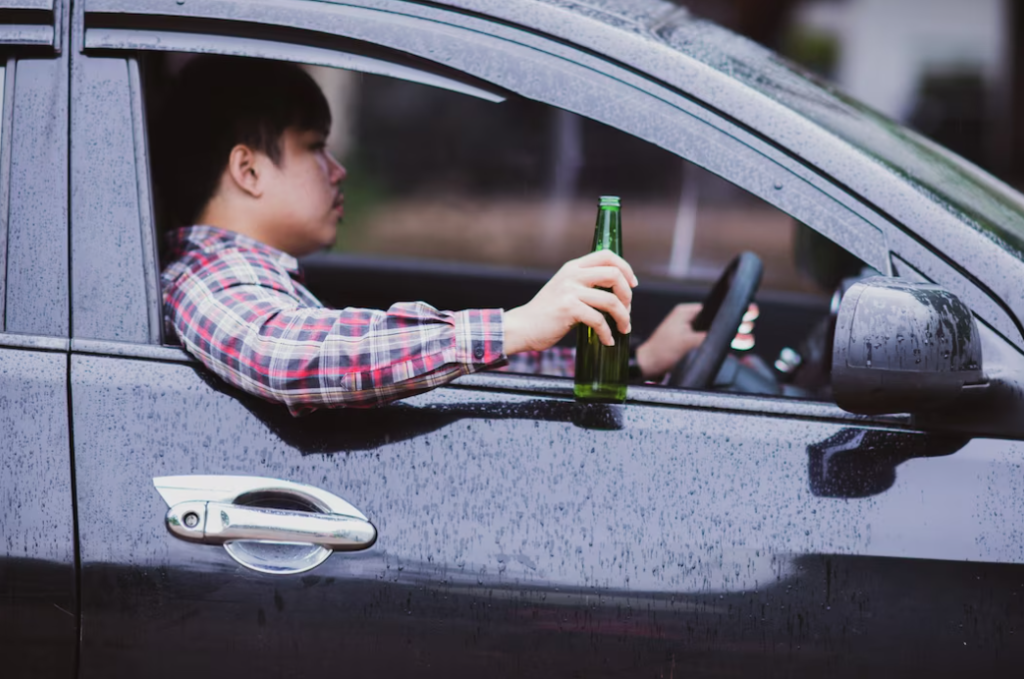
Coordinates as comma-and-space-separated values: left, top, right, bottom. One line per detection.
154, 475, 377, 575
166, 500, 376, 549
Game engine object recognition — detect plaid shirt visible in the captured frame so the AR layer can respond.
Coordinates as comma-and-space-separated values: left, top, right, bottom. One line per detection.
162, 226, 574, 415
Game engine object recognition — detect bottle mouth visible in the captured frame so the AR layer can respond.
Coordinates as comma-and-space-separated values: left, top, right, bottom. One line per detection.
599, 195, 621, 208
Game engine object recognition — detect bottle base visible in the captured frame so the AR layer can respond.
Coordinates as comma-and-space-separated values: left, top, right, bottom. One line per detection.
574, 384, 627, 404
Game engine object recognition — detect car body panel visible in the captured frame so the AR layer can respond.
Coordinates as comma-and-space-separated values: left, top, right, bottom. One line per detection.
5, 55, 69, 337
0, 348, 75, 679
70, 55, 156, 343
71, 353, 1024, 676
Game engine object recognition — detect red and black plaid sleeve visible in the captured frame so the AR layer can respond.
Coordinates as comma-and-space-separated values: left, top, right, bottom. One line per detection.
162, 227, 507, 415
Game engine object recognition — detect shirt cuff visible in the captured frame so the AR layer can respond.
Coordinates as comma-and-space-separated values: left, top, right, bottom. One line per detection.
452, 308, 507, 370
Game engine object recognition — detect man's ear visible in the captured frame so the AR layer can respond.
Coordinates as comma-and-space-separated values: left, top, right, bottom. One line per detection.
225, 144, 264, 198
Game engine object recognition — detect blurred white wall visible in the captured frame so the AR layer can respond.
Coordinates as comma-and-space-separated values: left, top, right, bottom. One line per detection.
798, 0, 1008, 120
304, 65, 359, 159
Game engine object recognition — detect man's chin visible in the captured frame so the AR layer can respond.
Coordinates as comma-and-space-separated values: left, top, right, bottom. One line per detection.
290, 228, 338, 257
321, 222, 339, 250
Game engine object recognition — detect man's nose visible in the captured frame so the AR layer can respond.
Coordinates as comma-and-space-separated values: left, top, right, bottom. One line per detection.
328, 152, 347, 185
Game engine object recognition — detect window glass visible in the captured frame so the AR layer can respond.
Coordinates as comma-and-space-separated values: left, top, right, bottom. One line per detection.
318, 69, 860, 296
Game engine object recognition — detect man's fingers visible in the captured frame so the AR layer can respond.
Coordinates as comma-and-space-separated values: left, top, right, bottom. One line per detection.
579, 288, 631, 335
576, 250, 638, 287
577, 267, 633, 307
576, 303, 616, 346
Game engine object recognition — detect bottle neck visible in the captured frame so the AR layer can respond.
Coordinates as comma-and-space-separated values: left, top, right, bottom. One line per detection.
592, 207, 622, 256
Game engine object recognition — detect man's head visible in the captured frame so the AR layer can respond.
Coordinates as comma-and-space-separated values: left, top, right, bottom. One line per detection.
153, 56, 346, 256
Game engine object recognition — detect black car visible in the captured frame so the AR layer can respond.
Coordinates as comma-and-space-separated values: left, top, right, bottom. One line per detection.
5, 0, 1024, 677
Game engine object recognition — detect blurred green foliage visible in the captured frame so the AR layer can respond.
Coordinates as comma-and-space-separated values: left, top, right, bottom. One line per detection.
330, 152, 390, 253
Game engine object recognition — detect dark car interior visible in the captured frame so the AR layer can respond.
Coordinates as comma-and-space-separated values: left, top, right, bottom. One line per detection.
142, 52, 867, 402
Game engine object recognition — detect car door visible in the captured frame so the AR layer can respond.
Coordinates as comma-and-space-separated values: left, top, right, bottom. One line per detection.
0, 2, 76, 677
70, 1, 1024, 677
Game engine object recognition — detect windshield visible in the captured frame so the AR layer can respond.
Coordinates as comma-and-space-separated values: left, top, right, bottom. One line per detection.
657, 16, 1024, 262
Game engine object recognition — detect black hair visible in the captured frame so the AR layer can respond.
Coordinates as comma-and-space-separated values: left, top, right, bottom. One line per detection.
151, 55, 332, 227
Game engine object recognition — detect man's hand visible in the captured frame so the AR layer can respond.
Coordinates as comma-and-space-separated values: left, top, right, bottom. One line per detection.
504, 250, 638, 355
635, 303, 706, 380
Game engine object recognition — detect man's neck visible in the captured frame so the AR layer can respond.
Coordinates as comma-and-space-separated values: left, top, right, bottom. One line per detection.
197, 202, 287, 254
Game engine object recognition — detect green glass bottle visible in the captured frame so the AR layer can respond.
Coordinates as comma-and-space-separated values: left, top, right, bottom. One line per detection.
575, 196, 629, 403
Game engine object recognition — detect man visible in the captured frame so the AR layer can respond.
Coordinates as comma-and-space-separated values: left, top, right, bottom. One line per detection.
155, 56, 706, 416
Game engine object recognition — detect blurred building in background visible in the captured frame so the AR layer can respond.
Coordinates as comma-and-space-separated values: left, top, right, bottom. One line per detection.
690, 0, 1016, 182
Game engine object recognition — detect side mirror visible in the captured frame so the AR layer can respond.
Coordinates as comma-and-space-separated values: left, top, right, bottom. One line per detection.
832, 277, 984, 415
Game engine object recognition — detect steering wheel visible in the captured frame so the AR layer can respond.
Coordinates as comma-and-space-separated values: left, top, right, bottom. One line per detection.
667, 252, 763, 390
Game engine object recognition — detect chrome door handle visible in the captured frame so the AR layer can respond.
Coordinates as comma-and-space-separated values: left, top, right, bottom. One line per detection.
153, 475, 377, 575
166, 500, 376, 549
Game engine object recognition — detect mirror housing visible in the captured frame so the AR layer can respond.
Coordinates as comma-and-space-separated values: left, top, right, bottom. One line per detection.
832, 277, 983, 415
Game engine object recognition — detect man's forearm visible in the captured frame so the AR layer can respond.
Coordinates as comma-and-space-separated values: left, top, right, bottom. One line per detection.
168, 277, 506, 414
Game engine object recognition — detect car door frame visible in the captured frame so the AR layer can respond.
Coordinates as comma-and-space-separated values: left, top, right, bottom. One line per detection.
69, 0, 1019, 434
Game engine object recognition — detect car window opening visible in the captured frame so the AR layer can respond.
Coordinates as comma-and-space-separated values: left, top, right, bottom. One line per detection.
141, 51, 867, 403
